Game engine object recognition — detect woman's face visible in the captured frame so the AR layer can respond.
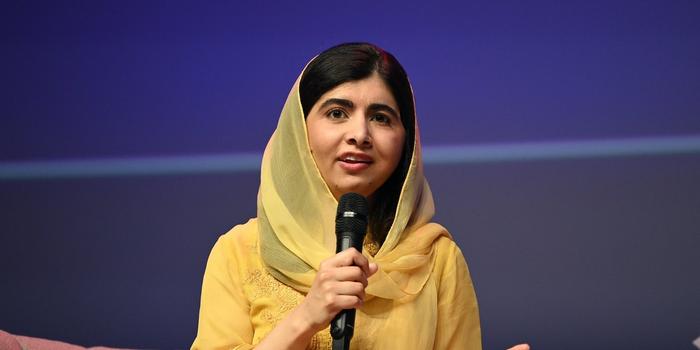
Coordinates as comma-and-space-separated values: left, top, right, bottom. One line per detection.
306, 72, 406, 200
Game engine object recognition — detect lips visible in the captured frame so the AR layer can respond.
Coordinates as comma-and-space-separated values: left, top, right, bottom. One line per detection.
337, 152, 373, 172
338, 152, 373, 164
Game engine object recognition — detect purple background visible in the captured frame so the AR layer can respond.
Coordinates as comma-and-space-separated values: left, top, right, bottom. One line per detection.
1, 1, 699, 349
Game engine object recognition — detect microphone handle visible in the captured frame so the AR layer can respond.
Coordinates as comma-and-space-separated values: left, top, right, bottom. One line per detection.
330, 233, 362, 340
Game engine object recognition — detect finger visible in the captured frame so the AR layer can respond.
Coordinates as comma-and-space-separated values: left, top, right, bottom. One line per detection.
507, 344, 530, 350
329, 248, 370, 275
333, 294, 364, 310
326, 248, 359, 267
348, 249, 371, 275
319, 250, 354, 271
334, 266, 368, 286
334, 281, 365, 299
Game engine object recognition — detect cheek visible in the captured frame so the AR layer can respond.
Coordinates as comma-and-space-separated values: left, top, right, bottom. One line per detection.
307, 128, 333, 164
306, 124, 322, 155
383, 134, 406, 164
308, 137, 324, 155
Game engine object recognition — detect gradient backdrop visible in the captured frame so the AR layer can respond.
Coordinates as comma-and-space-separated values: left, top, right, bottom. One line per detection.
1, 1, 699, 349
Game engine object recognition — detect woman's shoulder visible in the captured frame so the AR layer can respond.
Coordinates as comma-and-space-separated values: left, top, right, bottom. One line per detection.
429, 225, 472, 278
418, 223, 461, 256
432, 233, 464, 261
210, 218, 260, 263
220, 218, 259, 243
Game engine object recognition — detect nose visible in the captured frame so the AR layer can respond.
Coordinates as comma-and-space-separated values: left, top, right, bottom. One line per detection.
346, 115, 371, 147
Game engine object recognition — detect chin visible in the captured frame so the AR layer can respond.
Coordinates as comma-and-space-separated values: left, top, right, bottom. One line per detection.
334, 184, 376, 199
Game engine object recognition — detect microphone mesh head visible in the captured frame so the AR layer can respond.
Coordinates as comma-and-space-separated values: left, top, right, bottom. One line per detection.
335, 192, 369, 242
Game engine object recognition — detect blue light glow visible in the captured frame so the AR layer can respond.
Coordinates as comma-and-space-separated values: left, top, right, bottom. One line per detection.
2, 135, 699, 180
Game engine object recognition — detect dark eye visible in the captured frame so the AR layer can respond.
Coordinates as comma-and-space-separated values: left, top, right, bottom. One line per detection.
371, 114, 390, 125
328, 109, 347, 119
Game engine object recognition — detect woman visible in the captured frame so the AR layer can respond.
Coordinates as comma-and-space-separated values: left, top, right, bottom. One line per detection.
191, 43, 482, 349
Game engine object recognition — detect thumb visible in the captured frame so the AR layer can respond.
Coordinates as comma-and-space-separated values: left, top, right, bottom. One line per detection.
368, 262, 379, 276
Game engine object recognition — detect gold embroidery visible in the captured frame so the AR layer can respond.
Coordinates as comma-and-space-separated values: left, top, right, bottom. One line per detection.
244, 269, 333, 349
244, 269, 300, 323
364, 238, 380, 257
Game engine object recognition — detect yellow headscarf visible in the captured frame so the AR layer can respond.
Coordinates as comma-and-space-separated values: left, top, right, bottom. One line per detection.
257, 61, 450, 302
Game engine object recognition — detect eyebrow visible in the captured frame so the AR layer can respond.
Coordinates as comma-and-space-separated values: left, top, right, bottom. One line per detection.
319, 98, 400, 119
319, 98, 354, 110
368, 103, 400, 119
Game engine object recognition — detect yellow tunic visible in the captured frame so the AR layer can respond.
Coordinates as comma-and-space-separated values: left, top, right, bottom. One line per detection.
192, 49, 482, 349
192, 219, 481, 350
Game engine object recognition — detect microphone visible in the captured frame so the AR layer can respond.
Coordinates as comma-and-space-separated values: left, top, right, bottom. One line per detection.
330, 192, 368, 349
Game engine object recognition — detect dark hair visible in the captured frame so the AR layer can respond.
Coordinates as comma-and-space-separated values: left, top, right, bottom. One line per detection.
300, 42, 416, 248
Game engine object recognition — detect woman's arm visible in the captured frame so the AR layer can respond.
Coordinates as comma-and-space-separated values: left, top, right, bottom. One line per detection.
192, 236, 255, 350
433, 241, 482, 350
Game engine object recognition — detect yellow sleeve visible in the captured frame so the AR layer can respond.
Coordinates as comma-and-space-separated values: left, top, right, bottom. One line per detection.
191, 233, 255, 350
433, 241, 482, 350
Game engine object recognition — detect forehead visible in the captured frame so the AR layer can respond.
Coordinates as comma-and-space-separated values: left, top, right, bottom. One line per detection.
318, 73, 398, 108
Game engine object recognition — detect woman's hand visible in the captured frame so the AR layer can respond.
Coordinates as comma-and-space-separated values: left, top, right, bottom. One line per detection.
297, 248, 379, 333
507, 344, 530, 350
255, 248, 378, 350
